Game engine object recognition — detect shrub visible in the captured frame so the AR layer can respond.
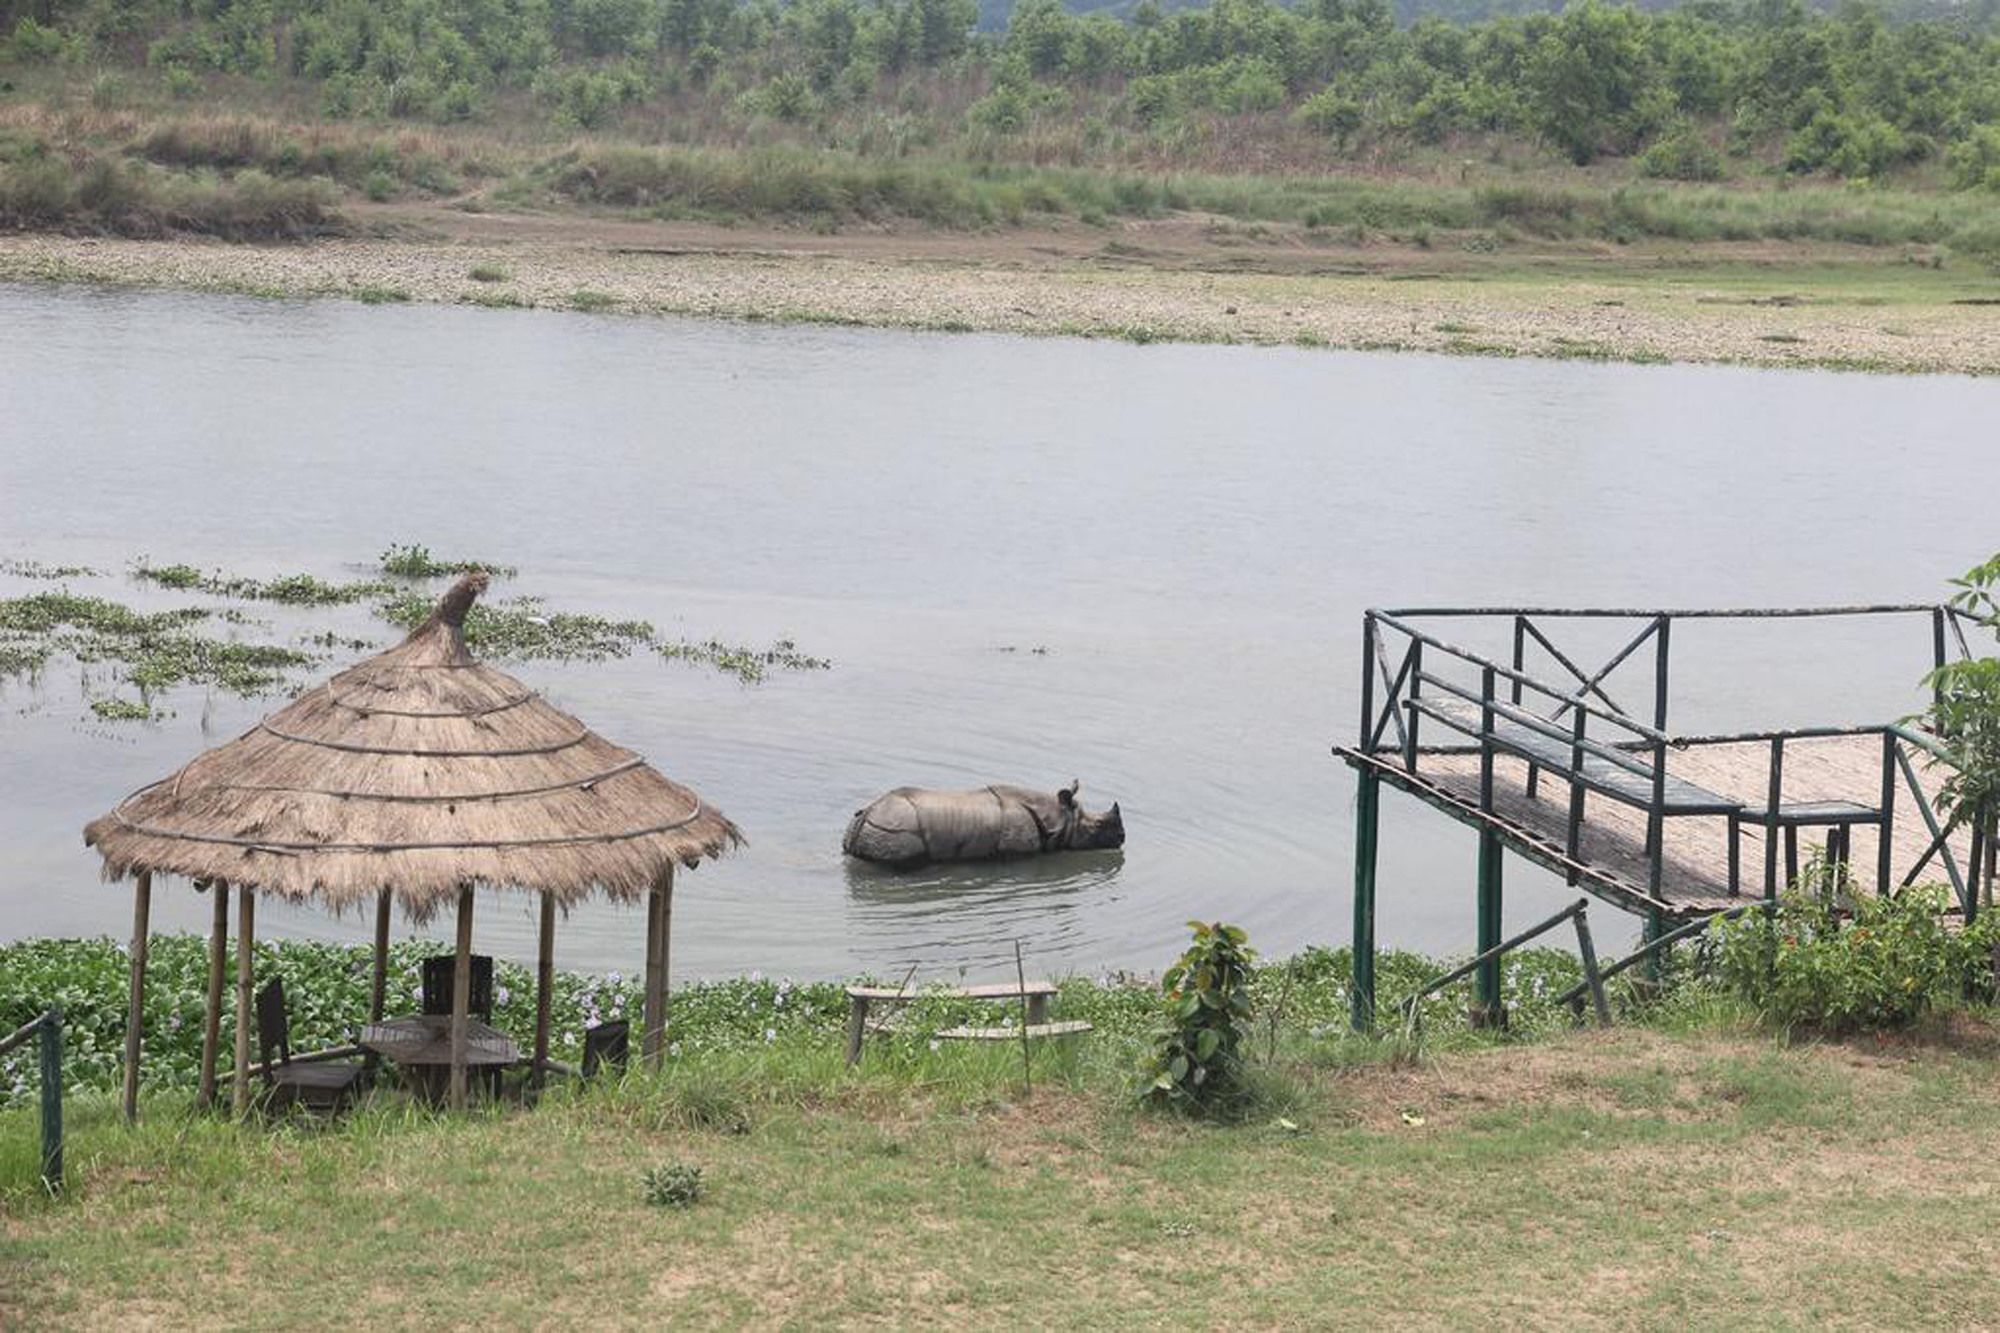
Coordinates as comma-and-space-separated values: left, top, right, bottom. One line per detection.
1143, 921, 1255, 1113
1709, 874, 1994, 1035
642, 1161, 704, 1208
1295, 87, 1364, 148
1638, 124, 1724, 182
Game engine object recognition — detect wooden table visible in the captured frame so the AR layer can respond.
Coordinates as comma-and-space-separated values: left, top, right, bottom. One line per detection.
360, 1015, 521, 1102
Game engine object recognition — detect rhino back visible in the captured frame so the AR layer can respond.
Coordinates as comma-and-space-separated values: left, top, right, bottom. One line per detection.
846, 787, 1040, 864
843, 790, 929, 866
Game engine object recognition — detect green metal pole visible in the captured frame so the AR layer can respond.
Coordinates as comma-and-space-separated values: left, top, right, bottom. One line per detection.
1475, 831, 1503, 1026
1351, 769, 1380, 1033
39, 1007, 62, 1195
1642, 906, 1667, 986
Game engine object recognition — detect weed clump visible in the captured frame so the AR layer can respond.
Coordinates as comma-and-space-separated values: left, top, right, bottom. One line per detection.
642, 1161, 704, 1208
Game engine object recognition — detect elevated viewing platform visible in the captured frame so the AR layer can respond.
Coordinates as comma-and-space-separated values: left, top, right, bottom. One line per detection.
1336, 604, 1994, 1029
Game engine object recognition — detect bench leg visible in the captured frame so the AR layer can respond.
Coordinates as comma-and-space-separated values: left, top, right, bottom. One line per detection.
1026, 994, 1049, 1026
1727, 816, 1740, 898
1786, 827, 1799, 890
843, 998, 868, 1068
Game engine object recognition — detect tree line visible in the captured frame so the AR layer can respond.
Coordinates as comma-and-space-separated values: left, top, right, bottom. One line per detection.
6, 0, 2000, 185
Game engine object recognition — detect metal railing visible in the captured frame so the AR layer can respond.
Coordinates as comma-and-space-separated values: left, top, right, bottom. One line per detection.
1357, 604, 1983, 908
0, 1007, 64, 1195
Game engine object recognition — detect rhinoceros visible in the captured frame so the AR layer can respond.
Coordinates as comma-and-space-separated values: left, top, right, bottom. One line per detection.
842, 780, 1125, 869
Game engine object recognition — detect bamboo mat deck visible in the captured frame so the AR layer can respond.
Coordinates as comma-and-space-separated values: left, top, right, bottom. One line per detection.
1407, 733, 1974, 914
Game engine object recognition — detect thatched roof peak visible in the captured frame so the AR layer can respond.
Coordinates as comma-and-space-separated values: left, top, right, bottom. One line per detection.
83, 573, 738, 914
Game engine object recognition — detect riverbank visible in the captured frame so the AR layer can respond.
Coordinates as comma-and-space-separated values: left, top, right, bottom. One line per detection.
6, 208, 2000, 375
8, 1019, 2000, 1326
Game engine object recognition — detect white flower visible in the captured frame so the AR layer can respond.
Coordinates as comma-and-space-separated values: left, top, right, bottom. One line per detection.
763, 1027, 776, 1042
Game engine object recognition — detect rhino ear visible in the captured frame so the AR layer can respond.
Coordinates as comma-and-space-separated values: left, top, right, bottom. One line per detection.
1060, 780, 1079, 807
1109, 802, 1121, 821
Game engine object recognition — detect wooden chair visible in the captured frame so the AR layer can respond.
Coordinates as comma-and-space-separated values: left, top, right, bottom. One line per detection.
255, 978, 366, 1113
421, 955, 505, 1097
582, 1020, 629, 1078
421, 954, 494, 1020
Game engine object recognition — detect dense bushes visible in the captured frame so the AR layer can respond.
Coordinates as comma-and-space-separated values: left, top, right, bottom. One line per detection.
0, 148, 339, 238
1712, 880, 2000, 1035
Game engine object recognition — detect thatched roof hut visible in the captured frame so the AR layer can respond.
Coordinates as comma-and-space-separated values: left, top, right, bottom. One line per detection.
87, 572, 737, 1115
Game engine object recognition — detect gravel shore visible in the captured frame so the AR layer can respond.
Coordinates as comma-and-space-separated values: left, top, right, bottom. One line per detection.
4, 227, 1996, 375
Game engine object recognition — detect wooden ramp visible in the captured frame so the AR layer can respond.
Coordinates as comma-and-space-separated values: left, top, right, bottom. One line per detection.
1344, 732, 1976, 920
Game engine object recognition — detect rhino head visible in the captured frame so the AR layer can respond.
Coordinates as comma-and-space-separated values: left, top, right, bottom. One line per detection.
1058, 780, 1125, 851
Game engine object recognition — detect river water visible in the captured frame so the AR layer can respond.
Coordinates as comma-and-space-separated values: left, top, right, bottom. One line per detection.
3, 283, 1996, 982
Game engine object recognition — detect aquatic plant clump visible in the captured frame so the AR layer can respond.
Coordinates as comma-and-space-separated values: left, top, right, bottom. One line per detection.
657, 637, 831, 683
376, 591, 653, 661
377, 543, 517, 579
0, 590, 314, 718
133, 560, 392, 605
0, 935, 1602, 1110
0, 559, 102, 580
2, 548, 830, 718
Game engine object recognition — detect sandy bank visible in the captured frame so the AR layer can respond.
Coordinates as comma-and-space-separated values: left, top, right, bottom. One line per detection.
3, 216, 1996, 374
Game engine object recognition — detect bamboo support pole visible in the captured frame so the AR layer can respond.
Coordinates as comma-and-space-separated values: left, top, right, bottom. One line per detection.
118, 875, 152, 1117
121, 871, 152, 1124
449, 885, 474, 1111
232, 888, 254, 1118
642, 869, 670, 1068
533, 891, 556, 1092
198, 880, 229, 1110
370, 887, 392, 1022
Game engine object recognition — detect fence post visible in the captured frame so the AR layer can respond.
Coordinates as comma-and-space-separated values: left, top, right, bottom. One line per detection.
39, 1007, 63, 1195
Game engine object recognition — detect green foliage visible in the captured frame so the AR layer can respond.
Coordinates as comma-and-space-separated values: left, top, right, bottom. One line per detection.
467, 263, 510, 282
1710, 877, 1997, 1035
1925, 552, 2000, 843
1144, 920, 1256, 1113
1637, 122, 1724, 181
377, 543, 514, 578
0, 589, 313, 701
132, 561, 393, 605
0, 935, 856, 1108
642, 1161, 705, 1208
1947, 126, 2000, 192
0, 149, 338, 240
8, 0, 2000, 193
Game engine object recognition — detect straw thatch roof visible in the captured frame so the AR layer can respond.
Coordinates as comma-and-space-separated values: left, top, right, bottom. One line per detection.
84, 572, 739, 912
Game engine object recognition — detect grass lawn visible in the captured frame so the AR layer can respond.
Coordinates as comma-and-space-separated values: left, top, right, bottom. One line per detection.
6, 1021, 2000, 1327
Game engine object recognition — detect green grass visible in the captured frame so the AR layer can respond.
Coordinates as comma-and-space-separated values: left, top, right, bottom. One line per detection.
8, 1021, 2000, 1326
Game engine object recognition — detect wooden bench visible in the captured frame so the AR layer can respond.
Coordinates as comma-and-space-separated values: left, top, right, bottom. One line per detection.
1414, 696, 1741, 815
842, 981, 1090, 1065
1413, 693, 1748, 894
